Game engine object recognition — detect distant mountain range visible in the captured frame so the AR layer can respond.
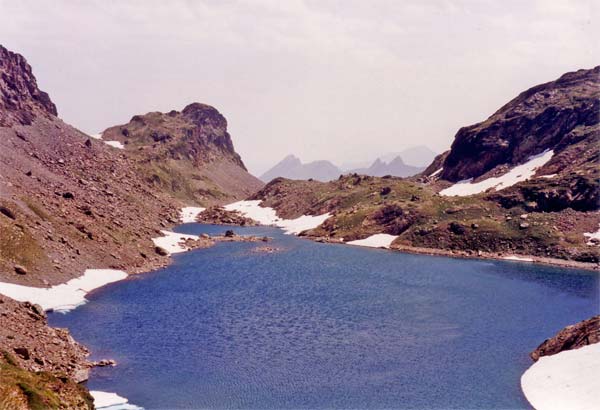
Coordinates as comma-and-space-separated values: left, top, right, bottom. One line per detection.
260, 155, 342, 182
260, 146, 437, 182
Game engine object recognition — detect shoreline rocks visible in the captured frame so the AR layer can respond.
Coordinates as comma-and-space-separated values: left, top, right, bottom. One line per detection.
530, 315, 600, 361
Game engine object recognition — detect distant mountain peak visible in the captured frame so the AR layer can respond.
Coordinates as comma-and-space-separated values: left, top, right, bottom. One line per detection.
260, 155, 341, 182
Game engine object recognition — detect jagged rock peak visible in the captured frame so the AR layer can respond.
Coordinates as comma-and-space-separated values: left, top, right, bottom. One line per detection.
0, 44, 57, 127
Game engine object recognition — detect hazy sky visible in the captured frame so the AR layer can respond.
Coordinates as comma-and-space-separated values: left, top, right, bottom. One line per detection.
0, 0, 597, 175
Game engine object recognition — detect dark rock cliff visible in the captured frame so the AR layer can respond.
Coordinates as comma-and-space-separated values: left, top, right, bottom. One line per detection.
441, 66, 599, 183
0, 45, 57, 127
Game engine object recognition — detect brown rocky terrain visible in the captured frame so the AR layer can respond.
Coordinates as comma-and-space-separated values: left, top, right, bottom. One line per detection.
100, 103, 263, 205
0, 44, 263, 408
0, 295, 92, 409
530, 315, 599, 361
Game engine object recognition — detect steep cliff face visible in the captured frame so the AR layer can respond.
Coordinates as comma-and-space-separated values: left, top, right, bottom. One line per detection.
101, 103, 263, 205
440, 66, 599, 183
0, 45, 57, 127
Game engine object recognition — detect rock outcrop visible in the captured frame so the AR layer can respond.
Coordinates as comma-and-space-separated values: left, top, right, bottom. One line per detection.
440, 66, 599, 183
530, 315, 600, 361
100, 103, 263, 205
0, 45, 57, 127
0, 294, 93, 409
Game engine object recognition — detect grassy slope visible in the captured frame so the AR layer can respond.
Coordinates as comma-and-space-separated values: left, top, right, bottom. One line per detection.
0, 353, 92, 410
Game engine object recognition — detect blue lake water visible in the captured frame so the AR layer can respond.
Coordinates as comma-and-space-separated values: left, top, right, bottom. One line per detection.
49, 224, 599, 409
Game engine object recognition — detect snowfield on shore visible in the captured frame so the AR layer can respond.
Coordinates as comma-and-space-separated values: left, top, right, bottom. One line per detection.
503, 255, 534, 262
152, 230, 199, 254
180, 206, 206, 223
346, 234, 398, 248
90, 390, 143, 409
440, 149, 554, 196
0, 269, 127, 312
521, 343, 600, 410
224, 200, 331, 235
583, 224, 600, 246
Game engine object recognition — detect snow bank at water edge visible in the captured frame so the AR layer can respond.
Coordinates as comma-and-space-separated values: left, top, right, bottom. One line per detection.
521, 343, 600, 410
346, 234, 398, 249
440, 149, 554, 196
224, 200, 331, 235
104, 140, 125, 149
152, 230, 199, 254
180, 206, 206, 223
503, 255, 534, 262
91, 390, 143, 410
583, 224, 600, 246
0, 269, 127, 312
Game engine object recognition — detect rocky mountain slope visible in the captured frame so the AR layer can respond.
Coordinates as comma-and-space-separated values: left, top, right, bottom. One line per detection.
426, 66, 599, 213
0, 44, 262, 408
0, 43, 188, 408
0, 295, 93, 409
242, 67, 599, 267
100, 103, 263, 205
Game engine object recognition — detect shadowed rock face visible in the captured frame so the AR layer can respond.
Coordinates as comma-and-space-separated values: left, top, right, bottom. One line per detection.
0, 44, 57, 127
441, 66, 600, 182
530, 315, 600, 361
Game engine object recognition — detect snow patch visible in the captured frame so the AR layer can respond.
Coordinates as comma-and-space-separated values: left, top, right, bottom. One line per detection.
430, 167, 443, 177
224, 200, 330, 235
91, 391, 143, 410
521, 343, 600, 410
104, 140, 125, 149
346, 234, 398, 249
503, 255, 534, 262
540, 174, 557, 179
440, 150, 554, 197
0, 269, 127, 312
90, 133, 103, 140
152, 230, 199, 254
180, 206, 206, 223
583, 224, 600, 246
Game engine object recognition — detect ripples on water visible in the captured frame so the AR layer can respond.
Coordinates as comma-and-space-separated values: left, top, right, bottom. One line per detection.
50, 224, 599, 409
